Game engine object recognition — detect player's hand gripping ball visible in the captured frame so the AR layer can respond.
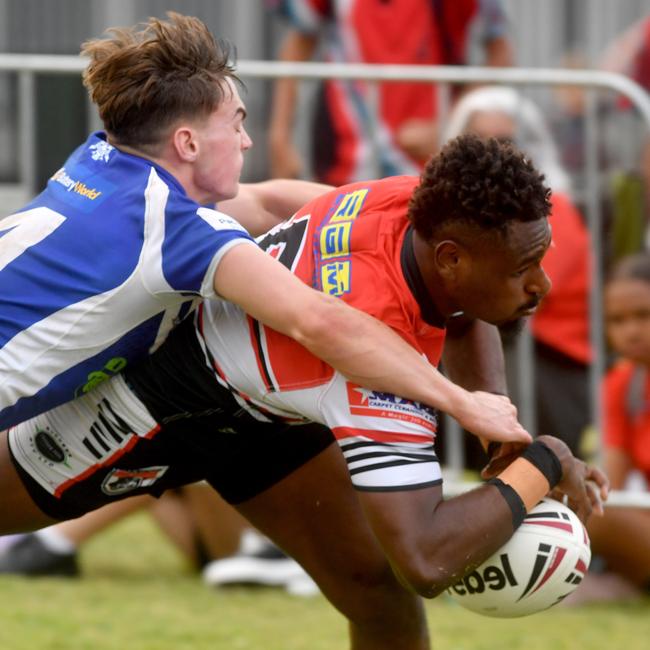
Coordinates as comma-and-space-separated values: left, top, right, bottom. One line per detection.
448, 498, 590, 617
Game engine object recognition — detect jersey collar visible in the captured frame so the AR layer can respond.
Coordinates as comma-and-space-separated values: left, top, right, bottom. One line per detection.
401, 225, 446, 329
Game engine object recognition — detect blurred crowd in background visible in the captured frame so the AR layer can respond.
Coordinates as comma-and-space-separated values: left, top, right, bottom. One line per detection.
1, 0, 650, 607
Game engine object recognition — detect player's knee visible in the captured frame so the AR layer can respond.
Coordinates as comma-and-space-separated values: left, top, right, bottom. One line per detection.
0, 433, 59, 533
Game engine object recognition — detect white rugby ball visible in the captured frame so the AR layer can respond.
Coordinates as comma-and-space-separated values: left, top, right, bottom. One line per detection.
447, 498, 590, 618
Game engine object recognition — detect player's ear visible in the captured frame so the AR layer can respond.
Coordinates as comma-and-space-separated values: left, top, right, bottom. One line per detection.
435, 240, 465, 281
172, 126, 199, 162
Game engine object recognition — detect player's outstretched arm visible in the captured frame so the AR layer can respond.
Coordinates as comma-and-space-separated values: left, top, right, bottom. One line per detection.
219, 180, 333, 236
442, 317, 507, 393
441, 317, 531, 446
359, 436, 607, 598
214, 244, 530, 443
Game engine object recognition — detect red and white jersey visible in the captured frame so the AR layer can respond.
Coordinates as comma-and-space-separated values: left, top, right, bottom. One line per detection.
199, 177, 448, 490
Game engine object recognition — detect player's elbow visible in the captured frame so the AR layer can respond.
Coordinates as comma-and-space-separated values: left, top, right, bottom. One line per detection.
398, 559, 457, 599
392, 538, 466, 599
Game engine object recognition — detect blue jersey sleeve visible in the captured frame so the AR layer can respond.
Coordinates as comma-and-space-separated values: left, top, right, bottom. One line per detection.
159, 202, 256, 299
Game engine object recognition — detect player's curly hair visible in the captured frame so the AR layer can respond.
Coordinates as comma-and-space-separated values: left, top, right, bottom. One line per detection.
82, 12, 241, 150
408, 134, 552, 241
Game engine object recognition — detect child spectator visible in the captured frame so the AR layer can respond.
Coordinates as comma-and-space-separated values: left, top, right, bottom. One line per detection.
581, 253, 650, 602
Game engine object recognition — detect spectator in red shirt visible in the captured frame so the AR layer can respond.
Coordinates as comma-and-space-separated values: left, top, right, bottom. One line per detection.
267, 0, 513, 185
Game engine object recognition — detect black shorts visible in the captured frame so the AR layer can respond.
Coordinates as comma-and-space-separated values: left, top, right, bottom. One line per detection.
9, 318, 335, 521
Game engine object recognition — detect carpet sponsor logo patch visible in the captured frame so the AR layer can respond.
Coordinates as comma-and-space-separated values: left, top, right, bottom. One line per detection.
346, 383, 437, 430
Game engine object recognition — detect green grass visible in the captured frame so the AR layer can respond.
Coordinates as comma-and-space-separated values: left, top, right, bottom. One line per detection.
1, 514, 649, 650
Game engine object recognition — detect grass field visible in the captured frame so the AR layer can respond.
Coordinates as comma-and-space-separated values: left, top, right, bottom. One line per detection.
1, 513, 649, 650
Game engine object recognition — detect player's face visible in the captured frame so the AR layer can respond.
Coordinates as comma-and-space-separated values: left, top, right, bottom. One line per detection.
192, 79, 252, 204
452, 219, 552, 326
605, 277, 650, 365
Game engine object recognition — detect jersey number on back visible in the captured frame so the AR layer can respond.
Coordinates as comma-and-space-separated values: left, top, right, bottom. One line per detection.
0, 207, 66, 271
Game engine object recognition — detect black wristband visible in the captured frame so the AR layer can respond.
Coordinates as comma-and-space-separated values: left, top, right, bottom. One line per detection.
521, 440, 563, 489
487, 478, 527, 529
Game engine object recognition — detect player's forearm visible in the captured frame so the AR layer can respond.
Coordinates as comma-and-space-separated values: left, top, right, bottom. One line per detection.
362, 438, 603, 598
442, 318, 508, 394
298, 293, 507, 423
246, 180, 333, 222
218, 187, 281, 236
311, 301, 468, 404
220, 180, 332, 236
442, 319, 511, 449
318, 314, 527, 442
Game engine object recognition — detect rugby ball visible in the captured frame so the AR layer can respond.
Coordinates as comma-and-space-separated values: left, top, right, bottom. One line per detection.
447, 498, 590, 617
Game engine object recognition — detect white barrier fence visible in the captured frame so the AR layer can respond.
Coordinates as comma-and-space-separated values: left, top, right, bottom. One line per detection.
1, 54, 649, 508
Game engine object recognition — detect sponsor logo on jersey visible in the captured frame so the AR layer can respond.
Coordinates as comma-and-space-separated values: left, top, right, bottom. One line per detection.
28, 426, 72, 469
321, 261, 351, 296
74, 357, 127, 397
101, 466, 168, 495
197, 207, 250, 233
315, 189, 369, 295
51, 168, 103, 200
329, 189, 368, 222
34, 430, 66, 463
82, 398, 136, 461
320, 222, 353, 259
346, 383, 437, 430
89, 140, 115, 163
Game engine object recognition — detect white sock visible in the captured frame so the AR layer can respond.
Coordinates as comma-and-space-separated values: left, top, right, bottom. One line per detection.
35, 527, 77, 555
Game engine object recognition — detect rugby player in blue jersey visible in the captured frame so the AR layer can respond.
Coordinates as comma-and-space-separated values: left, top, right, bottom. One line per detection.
0, 12, 527, 443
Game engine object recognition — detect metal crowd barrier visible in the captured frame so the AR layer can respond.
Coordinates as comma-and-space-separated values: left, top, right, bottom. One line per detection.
1, 54, 649, 507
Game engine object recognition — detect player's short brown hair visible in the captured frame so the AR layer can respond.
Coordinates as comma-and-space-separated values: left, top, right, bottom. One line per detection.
408, 134, 552, 241
81, 12, 240, 149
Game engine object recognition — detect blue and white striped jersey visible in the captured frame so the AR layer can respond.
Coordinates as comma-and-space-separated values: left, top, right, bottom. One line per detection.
0, 132, 254, 429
